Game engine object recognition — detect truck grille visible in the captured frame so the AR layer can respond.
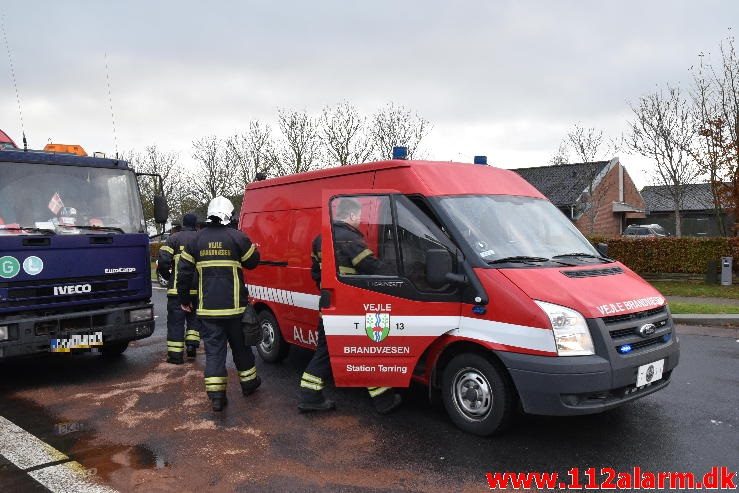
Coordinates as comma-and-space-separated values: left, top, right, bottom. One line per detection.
602, 306, 672, 355
0, 274, 135, 308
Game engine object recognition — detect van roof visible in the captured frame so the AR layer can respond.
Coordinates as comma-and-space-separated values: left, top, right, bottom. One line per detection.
246, 159, 546, 199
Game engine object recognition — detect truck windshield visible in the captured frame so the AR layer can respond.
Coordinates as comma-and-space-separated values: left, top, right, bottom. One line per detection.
0, 161, 145, 234
437, 195, 601, 264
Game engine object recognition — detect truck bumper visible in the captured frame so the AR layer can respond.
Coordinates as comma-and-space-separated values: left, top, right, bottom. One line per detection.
497, 313, 681, 416
0, 301, 155, 359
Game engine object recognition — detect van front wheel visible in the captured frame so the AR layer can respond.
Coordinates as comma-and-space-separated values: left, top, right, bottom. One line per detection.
256, 311, 289, 363
442, 353, 515, 436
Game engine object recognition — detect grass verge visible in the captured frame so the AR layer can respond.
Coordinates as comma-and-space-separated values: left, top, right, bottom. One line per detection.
650, 280, 739, 299
668, 301, 739, 314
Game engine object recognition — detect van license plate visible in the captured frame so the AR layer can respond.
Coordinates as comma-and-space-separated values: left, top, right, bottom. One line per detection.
636, 359, 664, 387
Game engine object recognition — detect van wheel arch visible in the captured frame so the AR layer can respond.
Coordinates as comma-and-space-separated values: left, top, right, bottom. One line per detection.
254, 305, 290, 363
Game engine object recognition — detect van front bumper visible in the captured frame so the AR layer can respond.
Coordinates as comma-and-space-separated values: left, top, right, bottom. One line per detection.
496, 314, 680, 416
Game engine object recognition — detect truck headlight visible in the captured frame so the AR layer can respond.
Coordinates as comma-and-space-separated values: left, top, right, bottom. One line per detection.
534, 301, 594, 356
0, 326, 8, 341
128, 307, 153, 323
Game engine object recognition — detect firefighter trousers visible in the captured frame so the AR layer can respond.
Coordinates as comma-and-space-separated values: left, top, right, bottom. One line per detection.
166, 297, 201, 356
300, 318, 390, 399
200, 317, 257, 399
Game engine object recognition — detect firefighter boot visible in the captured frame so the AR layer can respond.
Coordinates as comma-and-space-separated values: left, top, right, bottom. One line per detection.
371, 389, 402, 415
186, 345, 197, 358
241, 376, 262, 396
297, 389, 336, 413
166, 351, 184, 365
211, 396, 228, 412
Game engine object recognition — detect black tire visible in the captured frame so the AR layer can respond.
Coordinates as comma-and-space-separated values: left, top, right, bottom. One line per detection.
100, 341, 129, 357
256, 311, 289, 363
441, 352, 516, 436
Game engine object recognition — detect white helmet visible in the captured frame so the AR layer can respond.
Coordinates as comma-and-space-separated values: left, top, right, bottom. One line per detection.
206, 196, 234, 224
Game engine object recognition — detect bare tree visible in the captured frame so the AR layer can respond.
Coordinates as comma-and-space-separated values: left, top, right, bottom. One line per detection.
690, 52, 729, 235
320, 102, 374, 166
224, 120, 276, 190
125, 145, 182, 233
272, 109, 323, 176
628, 85, 700, 237
370, 103, 430, 159
191, 136, 238, 203
548, 141, 570, 165
566, 123, 614, 235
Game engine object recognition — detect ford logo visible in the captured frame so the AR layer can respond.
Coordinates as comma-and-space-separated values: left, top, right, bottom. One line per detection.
638, 323, 657, 337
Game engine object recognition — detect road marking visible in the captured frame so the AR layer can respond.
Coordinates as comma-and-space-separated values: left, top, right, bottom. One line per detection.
0, 416, 118, 493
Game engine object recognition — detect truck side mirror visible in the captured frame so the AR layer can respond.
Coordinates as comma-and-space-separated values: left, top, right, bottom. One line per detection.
596, 242, 609, 257
426, 249, 453, 289
154, 195, 169, 225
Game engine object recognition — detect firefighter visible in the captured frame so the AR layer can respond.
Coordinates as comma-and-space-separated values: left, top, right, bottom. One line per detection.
177, 196, 261, 412
158, 213, 202, 363
298, 197, 402, 414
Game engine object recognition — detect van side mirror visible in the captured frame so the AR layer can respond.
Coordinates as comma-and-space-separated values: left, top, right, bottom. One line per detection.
596, 242, 609, 257
426, 249, 456, 288
154, 195, 169, 225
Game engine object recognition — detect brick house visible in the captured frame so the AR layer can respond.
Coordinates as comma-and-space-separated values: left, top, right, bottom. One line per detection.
513, 158, 646, 237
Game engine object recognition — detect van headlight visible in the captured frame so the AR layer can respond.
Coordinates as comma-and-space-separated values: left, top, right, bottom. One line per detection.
534, 301, 594, 356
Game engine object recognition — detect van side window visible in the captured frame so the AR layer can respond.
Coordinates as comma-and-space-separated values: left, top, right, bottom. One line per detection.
395, 200, 453, 292
330, 195, 399, 277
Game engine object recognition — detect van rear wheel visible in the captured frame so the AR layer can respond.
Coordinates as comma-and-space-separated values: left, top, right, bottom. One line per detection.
256, 311, 289, 363
441, 353, 515, 436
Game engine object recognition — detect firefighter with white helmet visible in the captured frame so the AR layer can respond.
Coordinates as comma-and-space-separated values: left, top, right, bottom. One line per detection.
177, 196, 261, 411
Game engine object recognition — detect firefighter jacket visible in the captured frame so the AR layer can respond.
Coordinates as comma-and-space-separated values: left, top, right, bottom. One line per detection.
332, 221, 383, 275
157, 227, 199, 297
177, 224, 260, 318
310, 234, 321, 290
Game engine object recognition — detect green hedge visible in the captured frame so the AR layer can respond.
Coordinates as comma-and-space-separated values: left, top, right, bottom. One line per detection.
589, 236, 739, 274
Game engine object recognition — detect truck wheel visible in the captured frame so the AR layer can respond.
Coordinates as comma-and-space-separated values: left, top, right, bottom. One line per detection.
256, 311, 289, 363
441, 353, 515, 436
101, 341, 129, 357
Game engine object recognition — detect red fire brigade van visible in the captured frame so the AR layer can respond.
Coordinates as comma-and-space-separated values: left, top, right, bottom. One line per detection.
240, 151, 679, 435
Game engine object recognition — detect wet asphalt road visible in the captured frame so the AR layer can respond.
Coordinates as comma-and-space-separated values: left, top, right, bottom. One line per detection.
0, 287, 737, 492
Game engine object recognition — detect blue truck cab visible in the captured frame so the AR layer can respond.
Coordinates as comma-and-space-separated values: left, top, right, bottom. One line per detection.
0, 137, 155, 358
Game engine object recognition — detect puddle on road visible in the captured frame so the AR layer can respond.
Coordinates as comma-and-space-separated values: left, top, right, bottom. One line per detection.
0, 394, 171, 484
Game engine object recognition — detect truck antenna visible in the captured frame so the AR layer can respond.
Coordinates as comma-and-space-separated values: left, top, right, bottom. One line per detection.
1, 9, 27, 151
104, 52, 119, 159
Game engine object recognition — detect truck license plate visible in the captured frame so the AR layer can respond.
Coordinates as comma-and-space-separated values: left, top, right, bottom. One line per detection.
50, 331, 104, 353
636, 359, 664, 387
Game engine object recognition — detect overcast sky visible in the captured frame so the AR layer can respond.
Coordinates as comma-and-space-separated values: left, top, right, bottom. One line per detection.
2, 0, 738, 189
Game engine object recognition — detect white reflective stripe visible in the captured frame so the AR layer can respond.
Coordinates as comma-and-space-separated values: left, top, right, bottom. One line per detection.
322, 315, 556, 354
322, 315, 459, 337
246, 284, 320, 311
456, 317, 556, 354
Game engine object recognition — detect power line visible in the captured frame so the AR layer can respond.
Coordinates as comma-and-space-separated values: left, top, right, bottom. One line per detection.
105, 52, 118, 158
1, 9, 25, 146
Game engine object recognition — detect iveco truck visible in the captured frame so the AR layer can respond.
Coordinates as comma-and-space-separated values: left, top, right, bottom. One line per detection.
0, 130, 166, 358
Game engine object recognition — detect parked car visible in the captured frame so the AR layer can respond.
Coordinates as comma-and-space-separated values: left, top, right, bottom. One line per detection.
622, 224, 669, 238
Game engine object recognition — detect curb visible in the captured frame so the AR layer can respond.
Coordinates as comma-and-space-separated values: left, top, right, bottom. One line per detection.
672, 313, 739, 326
674, 323, 739, 339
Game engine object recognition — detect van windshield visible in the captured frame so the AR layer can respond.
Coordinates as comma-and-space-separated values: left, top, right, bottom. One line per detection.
437, 195, 601, 264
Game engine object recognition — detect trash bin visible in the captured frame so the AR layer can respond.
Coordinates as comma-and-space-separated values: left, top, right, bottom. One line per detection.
706, 260, 719, 285
721, 257, 733, 286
